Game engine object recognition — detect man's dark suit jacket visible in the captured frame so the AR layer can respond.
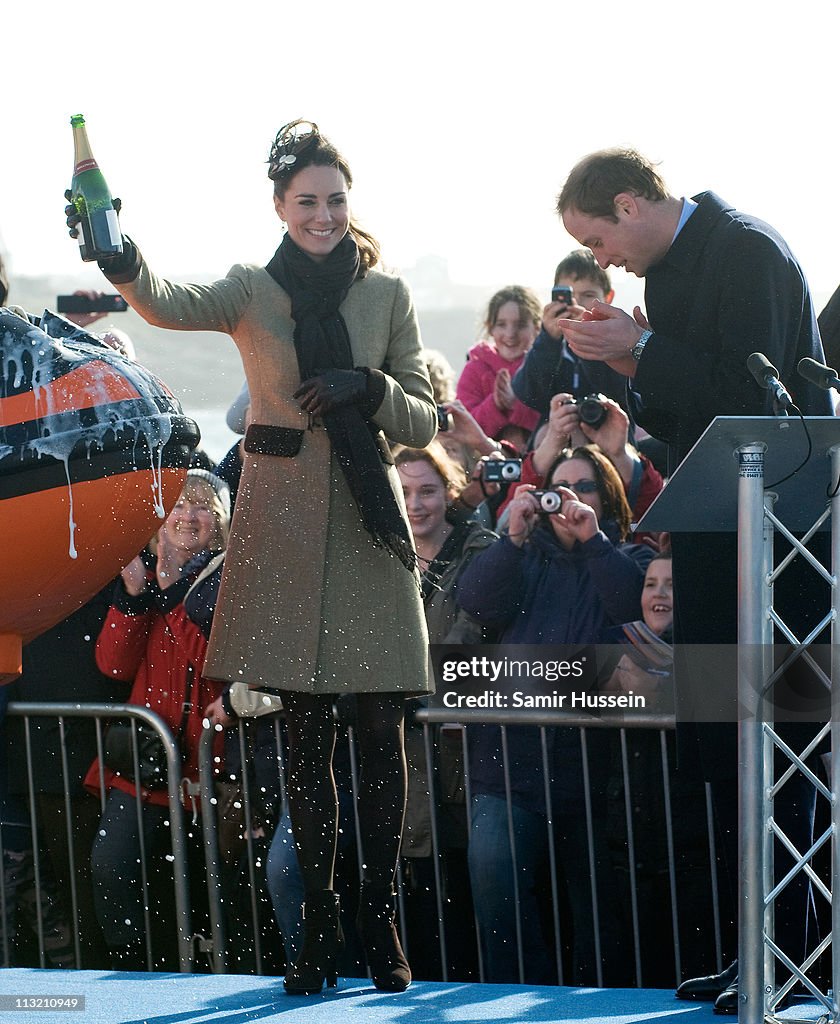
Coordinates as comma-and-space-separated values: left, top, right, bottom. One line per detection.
630, 192, 832, 783
632, 191, 831, 471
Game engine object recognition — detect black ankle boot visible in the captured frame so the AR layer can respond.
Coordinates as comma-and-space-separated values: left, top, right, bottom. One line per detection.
356, 882, 411, 992
284, 890, 345, 995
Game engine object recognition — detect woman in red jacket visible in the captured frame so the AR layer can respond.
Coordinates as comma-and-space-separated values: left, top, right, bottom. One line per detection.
85, 469, 230, 969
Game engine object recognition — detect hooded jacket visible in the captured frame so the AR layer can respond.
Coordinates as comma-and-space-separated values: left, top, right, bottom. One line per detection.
456, 341, 540, 440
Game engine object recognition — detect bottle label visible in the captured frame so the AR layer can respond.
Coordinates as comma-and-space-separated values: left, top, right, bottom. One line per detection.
104, 209, 121, 246
77, 208, 123, 261
74, 157, 99, 174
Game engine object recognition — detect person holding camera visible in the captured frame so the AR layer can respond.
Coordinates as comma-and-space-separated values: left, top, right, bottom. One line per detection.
67, 119, 436, 995
492, 393, 664, 544
394, 441, 496, 976
455, 446, 653, 985
512, 250, 628, 425
455, 285, 542, 451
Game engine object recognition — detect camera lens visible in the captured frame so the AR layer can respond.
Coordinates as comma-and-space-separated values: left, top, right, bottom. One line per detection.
501, 461, 521, 481
578, 396, 608, 430
539, 491, 562, 514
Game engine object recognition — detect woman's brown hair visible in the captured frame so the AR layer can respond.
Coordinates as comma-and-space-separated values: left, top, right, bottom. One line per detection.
544, 444, 633, 541
269, 119, 381, 273
393, 441, 467, 501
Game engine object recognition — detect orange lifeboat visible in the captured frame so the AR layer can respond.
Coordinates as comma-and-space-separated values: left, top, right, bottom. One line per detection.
0, 307, 199, 682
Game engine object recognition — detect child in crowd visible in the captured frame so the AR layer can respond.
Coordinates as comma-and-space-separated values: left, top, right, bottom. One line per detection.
455, 286, 542, 450
512, 250, 627, 423
602, 552, 717, 987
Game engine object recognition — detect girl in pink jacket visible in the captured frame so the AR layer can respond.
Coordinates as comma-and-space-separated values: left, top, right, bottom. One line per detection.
455, 285, 542, 448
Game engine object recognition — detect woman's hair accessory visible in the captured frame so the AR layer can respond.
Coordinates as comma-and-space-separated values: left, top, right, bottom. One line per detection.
268, 119, 320, 180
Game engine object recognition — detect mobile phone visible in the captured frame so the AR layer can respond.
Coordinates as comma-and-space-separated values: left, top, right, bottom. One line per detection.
551, 285, 574, 306
436, 406, 451, 432
56, 293, 128, 314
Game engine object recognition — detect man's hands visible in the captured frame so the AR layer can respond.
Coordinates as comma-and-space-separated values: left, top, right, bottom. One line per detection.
541, 297, 586, 340
558, 301, 651, 377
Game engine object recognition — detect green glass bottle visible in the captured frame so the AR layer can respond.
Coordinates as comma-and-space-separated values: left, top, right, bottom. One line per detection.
69, 114, 123, 262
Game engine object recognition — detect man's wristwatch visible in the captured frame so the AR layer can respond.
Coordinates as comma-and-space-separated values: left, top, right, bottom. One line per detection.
631, 329, 653, 362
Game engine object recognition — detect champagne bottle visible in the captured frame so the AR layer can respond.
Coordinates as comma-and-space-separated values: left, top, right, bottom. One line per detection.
69, 114, 123, 262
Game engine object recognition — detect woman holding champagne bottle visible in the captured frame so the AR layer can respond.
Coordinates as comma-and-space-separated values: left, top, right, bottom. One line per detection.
66, 118, 437, 995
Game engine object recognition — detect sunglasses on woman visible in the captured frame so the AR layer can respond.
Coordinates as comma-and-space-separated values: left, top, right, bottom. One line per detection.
549, 480, 599, 494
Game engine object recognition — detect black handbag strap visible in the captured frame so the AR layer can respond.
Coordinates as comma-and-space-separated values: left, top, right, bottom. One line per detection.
175, 664, 196, 741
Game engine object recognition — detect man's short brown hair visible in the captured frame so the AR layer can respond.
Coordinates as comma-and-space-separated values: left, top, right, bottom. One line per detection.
557, 148, 669, 220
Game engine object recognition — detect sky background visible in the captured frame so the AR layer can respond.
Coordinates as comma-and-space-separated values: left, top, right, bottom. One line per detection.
3, 0, 839, 317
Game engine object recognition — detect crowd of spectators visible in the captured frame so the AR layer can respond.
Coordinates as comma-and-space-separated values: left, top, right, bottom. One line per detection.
0, 252, 732, 986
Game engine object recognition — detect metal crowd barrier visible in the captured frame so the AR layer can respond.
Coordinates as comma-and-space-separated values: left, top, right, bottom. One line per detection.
194, 704, 728, 988
2, 703, 194, 972
3, 700, 769, 986
414, 706, 722, 988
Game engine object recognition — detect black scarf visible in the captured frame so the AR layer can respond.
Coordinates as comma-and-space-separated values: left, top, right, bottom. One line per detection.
266, 233, 416, 572
420, 517, 471, 603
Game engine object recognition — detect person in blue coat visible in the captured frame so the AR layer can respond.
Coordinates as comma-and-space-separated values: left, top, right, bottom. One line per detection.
456, 444, 653, 984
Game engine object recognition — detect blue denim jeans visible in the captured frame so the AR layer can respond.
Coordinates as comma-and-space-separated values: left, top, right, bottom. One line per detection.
468, 792, 555, 984
468, 792, 616, 985
265, 811, 304, 962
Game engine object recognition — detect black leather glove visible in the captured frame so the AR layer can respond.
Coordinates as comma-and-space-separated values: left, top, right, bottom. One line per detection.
64, 191, 138, 281
64, 190, 121, 238
294, 368, 377, 418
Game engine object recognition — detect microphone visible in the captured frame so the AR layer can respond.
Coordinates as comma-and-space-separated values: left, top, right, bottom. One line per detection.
747, 352, 794, 413
797, 356, 840, 390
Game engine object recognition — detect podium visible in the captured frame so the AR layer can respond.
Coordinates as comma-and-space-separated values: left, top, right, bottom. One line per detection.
637, 416, 840, 1023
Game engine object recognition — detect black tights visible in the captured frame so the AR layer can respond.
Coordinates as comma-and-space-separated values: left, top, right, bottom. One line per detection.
280, 691, 408, 894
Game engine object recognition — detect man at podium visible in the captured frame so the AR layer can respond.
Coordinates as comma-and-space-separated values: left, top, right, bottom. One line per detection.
554, 147, 833, 1013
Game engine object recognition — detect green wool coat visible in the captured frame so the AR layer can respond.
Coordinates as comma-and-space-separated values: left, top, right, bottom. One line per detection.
118, 258, 437, 694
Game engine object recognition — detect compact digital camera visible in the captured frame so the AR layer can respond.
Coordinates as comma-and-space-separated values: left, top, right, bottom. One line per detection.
531, 490, 563, 515
483, 458, 522, 483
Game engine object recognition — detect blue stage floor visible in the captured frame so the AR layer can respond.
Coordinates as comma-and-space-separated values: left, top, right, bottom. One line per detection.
0, 968, 826, 1024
